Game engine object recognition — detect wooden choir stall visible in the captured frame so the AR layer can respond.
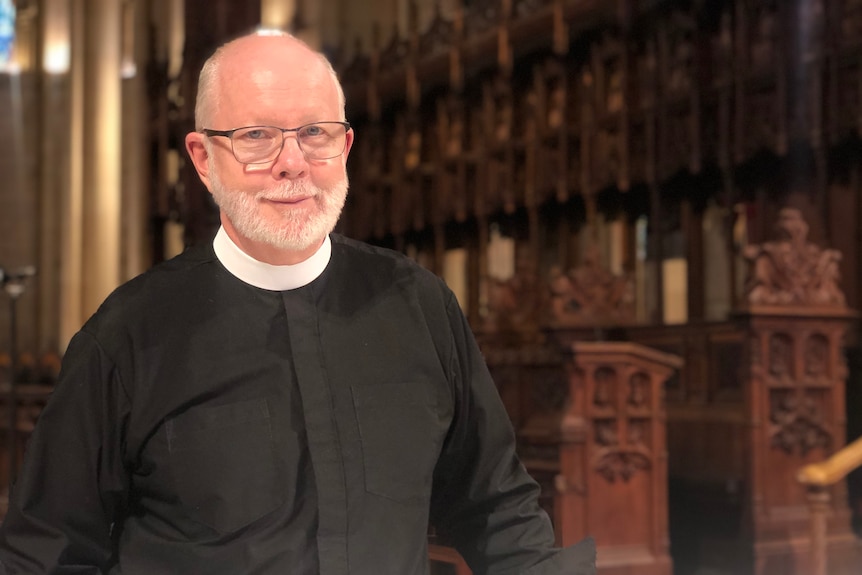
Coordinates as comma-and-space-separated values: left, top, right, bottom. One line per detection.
17, 0, 861, 574
311, 1, 862, 574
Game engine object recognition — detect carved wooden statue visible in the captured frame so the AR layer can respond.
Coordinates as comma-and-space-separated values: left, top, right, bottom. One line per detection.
743, 207, 845, 307
548, 243, 635, 326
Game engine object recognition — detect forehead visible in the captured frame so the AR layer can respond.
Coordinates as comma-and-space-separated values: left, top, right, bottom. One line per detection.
215, 38, 340, 126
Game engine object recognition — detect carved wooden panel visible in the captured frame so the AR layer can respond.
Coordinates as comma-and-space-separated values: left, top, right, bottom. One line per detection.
418, 7, 454, 60
530, 57, 571, 203
554, 343, 681, 575
547, 243, 635, 326
592, 367, 654, 483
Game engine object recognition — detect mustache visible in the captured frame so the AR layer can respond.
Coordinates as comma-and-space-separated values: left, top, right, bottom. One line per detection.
256, 181, 319, 201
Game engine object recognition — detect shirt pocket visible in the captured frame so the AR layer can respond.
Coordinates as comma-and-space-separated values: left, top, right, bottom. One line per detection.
164, 398, 284, 533
352, 382, 443, 502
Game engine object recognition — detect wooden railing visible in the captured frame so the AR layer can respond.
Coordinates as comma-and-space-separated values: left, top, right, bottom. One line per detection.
797, 436, 862, 575
428, 543, 471, 574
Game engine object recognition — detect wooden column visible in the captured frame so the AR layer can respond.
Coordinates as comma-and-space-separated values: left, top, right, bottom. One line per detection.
737, 207, 862, 574
738, 306, 861, 575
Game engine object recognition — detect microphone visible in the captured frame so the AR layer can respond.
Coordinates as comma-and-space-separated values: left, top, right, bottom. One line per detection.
16, 266, 36, 279
0, 265, 37, 298
0, 266, 37, 281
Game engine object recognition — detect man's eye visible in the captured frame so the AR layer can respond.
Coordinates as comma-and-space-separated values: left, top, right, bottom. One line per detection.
302, 125, 324, 137
241, 129, 270, 140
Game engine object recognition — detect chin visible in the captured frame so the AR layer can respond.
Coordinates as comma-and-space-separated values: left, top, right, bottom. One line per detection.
266, 233, 325, 253
258, 215, 337, 253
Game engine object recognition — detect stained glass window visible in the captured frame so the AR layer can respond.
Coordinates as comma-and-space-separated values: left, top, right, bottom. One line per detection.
0, 0, 15, 71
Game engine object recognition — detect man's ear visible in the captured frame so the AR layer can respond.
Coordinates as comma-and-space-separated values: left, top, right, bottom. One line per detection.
342, 127, 355, 164
185, 132, 212, 190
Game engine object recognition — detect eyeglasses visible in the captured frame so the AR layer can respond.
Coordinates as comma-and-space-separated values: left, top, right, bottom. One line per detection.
202, 121, 351, 164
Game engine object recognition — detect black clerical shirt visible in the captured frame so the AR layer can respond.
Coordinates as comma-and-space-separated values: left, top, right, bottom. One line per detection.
0, 234, 595, 574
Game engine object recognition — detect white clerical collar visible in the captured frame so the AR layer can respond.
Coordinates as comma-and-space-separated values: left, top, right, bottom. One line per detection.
213, 226, 331, 291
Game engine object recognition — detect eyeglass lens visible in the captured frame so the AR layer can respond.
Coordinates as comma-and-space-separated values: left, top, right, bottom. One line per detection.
230, 123, 347, 163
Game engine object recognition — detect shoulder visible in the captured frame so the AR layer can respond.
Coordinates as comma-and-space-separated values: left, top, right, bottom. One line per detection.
80, 243, 218, 342
330, 234, 426, 272
330, 234, 451, 298
328, 234, 464, 334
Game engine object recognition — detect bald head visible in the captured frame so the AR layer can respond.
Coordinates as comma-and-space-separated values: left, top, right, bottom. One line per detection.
194, 31, 346, 130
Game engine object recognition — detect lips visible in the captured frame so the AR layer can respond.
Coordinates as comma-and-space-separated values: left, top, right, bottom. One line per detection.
263, 195, 314, 205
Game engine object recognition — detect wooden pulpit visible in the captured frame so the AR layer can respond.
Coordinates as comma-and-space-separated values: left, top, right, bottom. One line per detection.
520, 341, 682, 575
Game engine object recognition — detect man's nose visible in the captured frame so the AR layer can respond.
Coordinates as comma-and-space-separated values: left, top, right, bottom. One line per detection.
270, 134, 307, 177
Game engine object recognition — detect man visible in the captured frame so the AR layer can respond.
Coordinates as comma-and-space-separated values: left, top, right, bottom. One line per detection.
0, 32, 595, 574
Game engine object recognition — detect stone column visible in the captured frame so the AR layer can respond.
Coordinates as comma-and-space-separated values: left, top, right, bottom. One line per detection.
59, 0, 84, 349
59, 0, 122, 347
81, 0, 122, 318
120, 0, 150, 281
261, 0, 296, 30
37, 0, 70, 353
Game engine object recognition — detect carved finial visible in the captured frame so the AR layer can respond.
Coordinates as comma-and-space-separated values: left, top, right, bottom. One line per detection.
498, 30, 512, 76
371, 21, 381, 51
453, 0, 464, 37
553, 0, 569, 55
450, 45, 463, 93
408, 0, 418, 34
742, 208, 846, 307
548, 242, 635, 325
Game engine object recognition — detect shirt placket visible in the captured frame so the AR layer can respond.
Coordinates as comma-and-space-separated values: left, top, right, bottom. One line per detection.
282, 289, 349, 574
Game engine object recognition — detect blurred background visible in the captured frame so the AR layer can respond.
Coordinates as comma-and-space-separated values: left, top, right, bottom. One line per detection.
3, 1, 862, 574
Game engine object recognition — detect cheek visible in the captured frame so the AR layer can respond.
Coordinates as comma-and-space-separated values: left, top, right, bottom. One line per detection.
221, 168, 264, 196
311, 163, 347, 188
210, 156, 240, 185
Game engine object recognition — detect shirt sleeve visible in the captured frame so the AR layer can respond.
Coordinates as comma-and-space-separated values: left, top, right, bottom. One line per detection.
429, 291, 595, 575
0, 329, 130, 573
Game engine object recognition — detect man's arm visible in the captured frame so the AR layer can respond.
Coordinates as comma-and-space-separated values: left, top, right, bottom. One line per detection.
0, 330, 130, 573
429, 291, 595, 575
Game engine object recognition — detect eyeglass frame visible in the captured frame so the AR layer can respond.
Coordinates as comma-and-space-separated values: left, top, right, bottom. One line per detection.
201, 121, 352, 164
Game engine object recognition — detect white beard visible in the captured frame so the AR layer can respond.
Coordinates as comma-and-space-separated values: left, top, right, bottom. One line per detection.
208, 158, 349, 252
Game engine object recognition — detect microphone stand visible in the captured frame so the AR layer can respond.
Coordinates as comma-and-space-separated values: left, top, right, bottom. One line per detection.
1, 266, 36, 495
